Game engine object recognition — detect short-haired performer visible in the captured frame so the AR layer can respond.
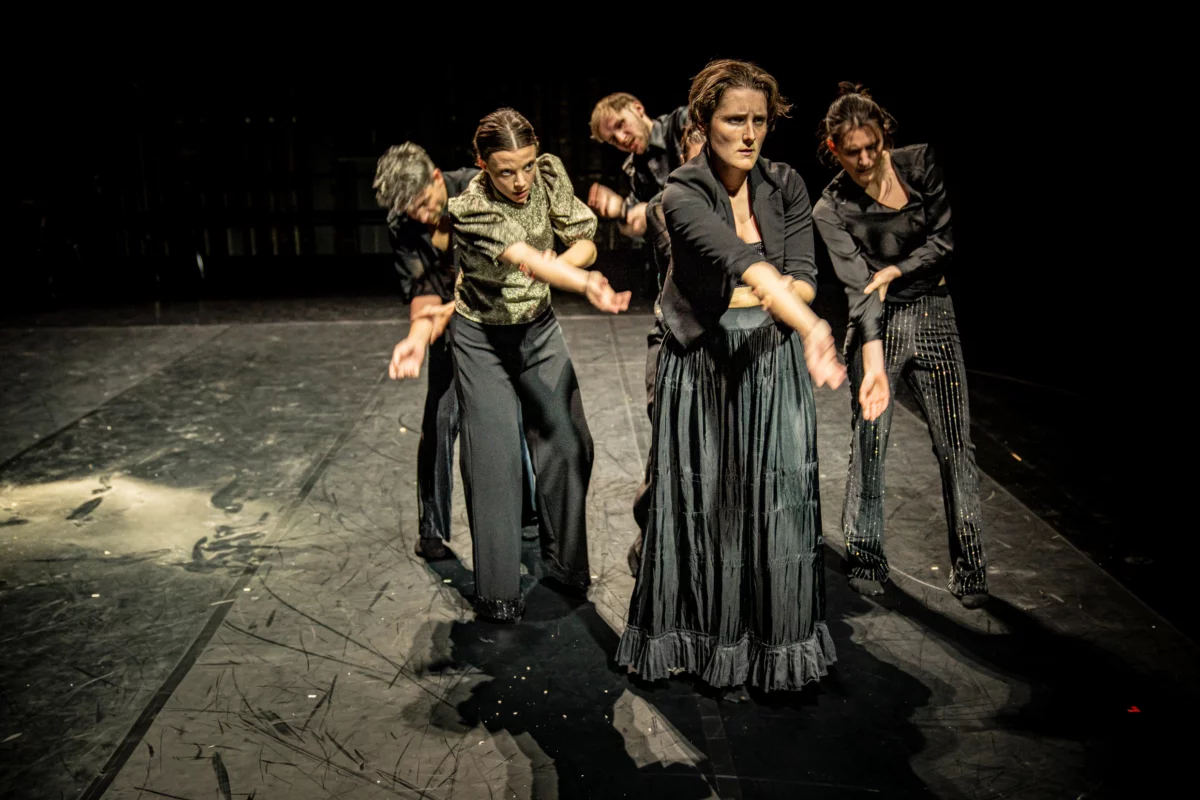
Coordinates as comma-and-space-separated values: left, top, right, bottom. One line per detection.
373, 143, 537, 561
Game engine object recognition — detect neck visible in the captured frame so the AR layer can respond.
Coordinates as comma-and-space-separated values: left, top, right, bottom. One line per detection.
712, 156, 750, 195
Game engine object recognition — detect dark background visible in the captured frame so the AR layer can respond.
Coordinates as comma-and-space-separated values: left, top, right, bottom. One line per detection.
6, 43, 1162, 633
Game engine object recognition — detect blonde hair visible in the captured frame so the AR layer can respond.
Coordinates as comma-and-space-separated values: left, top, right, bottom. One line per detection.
589, 92, 643, 141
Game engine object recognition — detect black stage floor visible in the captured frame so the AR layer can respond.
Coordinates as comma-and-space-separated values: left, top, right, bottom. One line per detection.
0, 298, 1194, 799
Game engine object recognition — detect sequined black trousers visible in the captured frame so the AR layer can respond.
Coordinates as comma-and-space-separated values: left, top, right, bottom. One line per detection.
415, 334, 536, 542
843, 292, 988, 595
451, 310, 593, 620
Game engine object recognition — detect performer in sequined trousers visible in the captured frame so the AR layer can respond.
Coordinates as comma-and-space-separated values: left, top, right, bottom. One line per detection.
812, 83, 989, 609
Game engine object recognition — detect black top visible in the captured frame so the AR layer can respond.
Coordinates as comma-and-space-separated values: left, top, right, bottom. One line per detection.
386, 167, 480, 303
622, 106, 689, 209
659, 149, 818, 348
812, 144, 952, 345
644, 191, 671, 293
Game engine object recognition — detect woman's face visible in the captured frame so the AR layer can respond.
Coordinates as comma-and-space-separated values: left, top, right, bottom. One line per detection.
483, 145, 538, 204
834, 125, 885, 186
706, 87, 768, 174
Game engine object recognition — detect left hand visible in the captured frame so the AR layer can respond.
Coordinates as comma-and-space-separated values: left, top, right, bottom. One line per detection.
864, 265, 903, 302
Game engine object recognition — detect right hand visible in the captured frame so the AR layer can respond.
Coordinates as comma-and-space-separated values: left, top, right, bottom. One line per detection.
803, 320, 846, 389
858, 368, 890, 422
584, 271, 632, 314
587, 183, 625, 219
389, 337, 426, 380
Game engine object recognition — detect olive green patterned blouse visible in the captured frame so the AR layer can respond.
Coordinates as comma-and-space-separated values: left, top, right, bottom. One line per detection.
448, 153, 598, 325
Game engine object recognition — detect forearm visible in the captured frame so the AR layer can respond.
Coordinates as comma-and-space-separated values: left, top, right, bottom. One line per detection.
406, 316, 435, 348
861, 339, 885, 374
742, 262, 821, 337
790, 280, 816, 304
559, 239, 597, 269
502, 242, 591, 294
409, 294, 443, 321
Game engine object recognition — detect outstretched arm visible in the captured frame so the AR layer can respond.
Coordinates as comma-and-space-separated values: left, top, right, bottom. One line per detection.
742, 262, 845, 390
501, 242, 628, 314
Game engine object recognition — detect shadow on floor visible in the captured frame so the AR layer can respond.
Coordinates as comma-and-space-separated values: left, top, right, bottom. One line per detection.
872, 567, 1195, 797
415, 542, 939, 799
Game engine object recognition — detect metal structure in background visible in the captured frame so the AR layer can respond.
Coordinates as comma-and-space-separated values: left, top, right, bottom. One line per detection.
16, 75, 643, 306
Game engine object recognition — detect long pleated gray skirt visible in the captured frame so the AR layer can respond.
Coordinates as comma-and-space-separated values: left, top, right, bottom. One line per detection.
616, 306, 836, 691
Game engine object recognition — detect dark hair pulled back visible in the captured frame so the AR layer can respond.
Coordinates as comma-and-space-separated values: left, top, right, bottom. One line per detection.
473, 107, 539, 163
817, 82, 897, 165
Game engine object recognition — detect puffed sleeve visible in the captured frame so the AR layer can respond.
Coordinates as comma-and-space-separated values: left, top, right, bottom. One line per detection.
447, 192, 528, 263
894, 144, 953, 276
779, 167, 818, 291
813, 197, 884, 345
538, 153, 597, 246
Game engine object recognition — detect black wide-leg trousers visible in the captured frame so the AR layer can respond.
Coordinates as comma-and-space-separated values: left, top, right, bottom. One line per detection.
452, 309, 593, 620
843, 292, 988, 596
415, 335, 536, 542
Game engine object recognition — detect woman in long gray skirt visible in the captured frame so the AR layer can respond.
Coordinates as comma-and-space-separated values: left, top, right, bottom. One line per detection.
617, 60, 888, 692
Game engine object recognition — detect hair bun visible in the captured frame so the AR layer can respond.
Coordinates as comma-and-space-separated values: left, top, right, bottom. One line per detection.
837, 81, 869, 98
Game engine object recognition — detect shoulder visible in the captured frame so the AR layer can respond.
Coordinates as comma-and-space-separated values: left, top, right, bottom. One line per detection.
890, 143, 932, 174
443, 167, 481, 196
820, 169, 853, 204
812, 195, 839, 224
662, 158, 715, 211
757, 156, 807, 196
537, 152, 568, 180
447, 178, 494, 219
663, 105, 689, 133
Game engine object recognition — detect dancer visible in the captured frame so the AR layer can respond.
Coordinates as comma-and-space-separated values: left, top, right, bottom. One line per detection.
587, 93, 689, 237
373, 144, 537, 560
448, 108, 630, 622
617, 60, 865, 692
628, 122, 705, 576
812, 83, 988, 608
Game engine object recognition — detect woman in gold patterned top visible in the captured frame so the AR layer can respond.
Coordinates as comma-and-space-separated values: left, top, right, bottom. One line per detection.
447, 107, 630, 623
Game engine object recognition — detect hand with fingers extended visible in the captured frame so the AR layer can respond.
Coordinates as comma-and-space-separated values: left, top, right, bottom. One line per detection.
857, 339, 890, 421
584, 270, 632, 314
587, 183, 625, 219
802, 319, 846, 389
858, 367, 890, 422
864, 265, 903, 302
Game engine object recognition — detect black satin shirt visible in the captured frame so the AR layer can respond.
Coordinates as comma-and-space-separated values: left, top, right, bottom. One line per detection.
622, 106, 689, 209
387, 167, 479, 303
812, 144, 952, 345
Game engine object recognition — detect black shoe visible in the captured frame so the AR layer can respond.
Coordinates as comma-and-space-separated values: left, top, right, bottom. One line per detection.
415, 538, 451, 560
474, 596, 524, 623
958, 591, 989, 610
849, 577, 885, 596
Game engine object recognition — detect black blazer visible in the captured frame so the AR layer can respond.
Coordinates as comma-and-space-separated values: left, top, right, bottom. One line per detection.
660, 150, 817, 347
